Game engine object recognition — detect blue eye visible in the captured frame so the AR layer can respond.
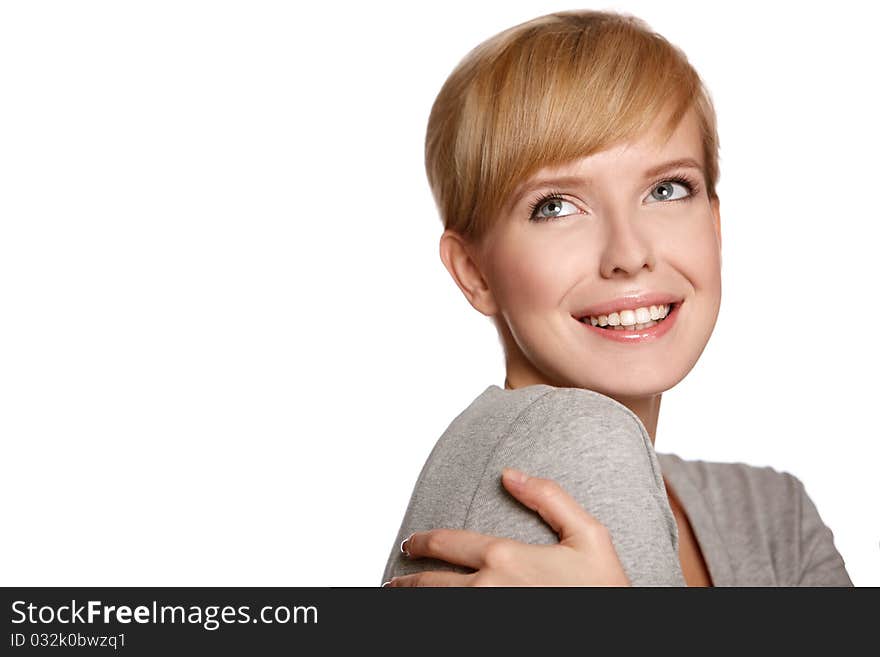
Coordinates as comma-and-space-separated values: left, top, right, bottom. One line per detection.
646, 178, 694, 203
526, 173, 701, 223
528, 195, 581, 222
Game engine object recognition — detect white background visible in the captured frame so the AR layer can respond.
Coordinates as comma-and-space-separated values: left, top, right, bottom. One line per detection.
1, 0, 877, 586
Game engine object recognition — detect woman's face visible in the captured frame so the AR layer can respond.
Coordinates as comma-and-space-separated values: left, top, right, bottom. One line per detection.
458, 105, 722, 398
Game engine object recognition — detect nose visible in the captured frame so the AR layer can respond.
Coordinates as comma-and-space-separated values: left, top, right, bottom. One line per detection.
598, 211, 655, 278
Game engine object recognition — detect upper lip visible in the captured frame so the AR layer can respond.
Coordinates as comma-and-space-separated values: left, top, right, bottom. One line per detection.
572, 292, 683, 319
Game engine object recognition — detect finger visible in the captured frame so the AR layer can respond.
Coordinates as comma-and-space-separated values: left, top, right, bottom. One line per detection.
386, 570, 477, 587
403, 528, 497, 570
501, 468, 603, 548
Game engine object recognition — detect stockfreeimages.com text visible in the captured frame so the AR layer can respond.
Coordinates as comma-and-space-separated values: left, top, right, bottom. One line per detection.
11, 599, 317, 631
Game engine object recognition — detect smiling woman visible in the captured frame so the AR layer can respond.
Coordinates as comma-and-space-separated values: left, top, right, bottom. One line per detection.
465, 100, 722, 397
381, 9, 852, 587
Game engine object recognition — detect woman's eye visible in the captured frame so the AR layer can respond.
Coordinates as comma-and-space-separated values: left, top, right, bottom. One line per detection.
531, 197, 580, 221
530, 178, 696, 221
647, 180, 691, 203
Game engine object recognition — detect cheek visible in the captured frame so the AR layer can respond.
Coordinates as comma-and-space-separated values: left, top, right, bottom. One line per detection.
664, 210, 721, 275
687, 219, 722, 285
490, 240, 570, 311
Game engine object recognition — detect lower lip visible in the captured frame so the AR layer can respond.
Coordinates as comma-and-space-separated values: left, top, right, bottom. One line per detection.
576, 302, 681, 343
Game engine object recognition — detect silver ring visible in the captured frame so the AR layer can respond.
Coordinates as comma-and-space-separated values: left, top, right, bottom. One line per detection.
400, 532, 415, 557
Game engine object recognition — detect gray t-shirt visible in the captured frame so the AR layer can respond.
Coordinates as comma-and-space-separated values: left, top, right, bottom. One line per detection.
382, 383, 852, 586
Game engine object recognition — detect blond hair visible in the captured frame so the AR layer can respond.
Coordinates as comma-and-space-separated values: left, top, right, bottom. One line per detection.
425, 9, 721, 247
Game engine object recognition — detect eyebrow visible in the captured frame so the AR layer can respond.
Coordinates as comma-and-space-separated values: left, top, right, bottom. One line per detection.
509, 157, 705, 207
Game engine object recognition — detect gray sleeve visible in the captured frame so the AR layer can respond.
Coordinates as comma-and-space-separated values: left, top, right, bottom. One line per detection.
382, 386, 685, 586
790, 474, 853, 586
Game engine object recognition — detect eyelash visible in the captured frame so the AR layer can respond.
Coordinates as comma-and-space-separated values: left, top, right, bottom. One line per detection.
526, 173, 702, 223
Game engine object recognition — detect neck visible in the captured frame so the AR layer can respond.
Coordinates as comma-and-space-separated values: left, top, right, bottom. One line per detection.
606, 391, 661, 446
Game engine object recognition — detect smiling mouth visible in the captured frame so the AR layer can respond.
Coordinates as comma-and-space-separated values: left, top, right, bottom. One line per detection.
577, 302, 679, 331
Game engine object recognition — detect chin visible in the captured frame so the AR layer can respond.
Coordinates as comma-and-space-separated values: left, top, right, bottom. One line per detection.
572, 372, 682, 399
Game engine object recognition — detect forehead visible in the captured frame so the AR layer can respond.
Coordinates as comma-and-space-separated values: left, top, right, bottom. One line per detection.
522, 105, 704, 186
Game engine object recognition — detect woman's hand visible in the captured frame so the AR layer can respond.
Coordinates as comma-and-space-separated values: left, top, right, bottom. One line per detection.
384, 467, 631, 587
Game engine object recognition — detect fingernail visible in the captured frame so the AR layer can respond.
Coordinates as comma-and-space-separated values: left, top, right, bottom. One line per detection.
382, 580, 392, 587
400, 532, 415, 558
504, 467, 529, 485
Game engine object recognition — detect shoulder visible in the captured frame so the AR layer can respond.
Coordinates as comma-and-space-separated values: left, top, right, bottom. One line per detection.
476, 384, 648, 444
394, 383, 656, 536
659, 452, 802, 586
657, 451, 803, 540
657, 452, 852, 586
657, 452, 800, 506
444, 385, 658, 482
431, 384, 642, 463
465, 383, 639, 422
382, 383, 640, 582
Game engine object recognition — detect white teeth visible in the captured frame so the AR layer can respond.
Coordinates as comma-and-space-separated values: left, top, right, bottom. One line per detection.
605, 320, 659, 331
584, 304, 671, 327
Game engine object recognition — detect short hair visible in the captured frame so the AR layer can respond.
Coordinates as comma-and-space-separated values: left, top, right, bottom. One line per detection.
425, 9, 721, 247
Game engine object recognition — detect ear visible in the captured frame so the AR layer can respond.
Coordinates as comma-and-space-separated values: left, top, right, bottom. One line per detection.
439, 229, 499, 316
